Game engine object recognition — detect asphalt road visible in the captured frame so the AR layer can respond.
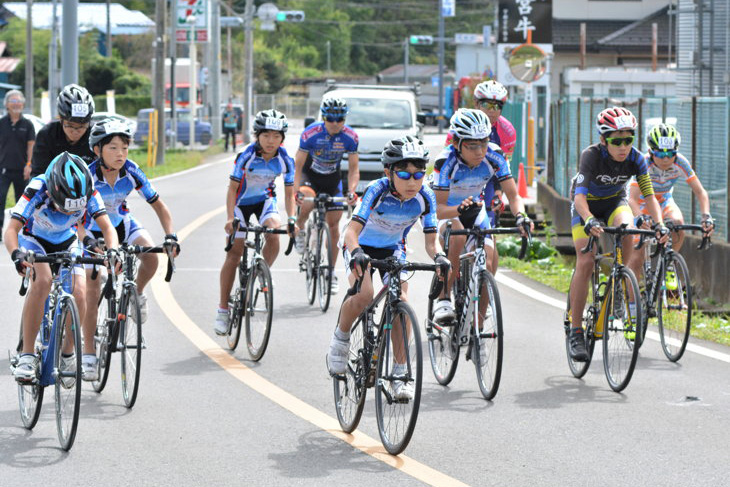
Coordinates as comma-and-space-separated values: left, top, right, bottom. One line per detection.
1, 133, 729, 486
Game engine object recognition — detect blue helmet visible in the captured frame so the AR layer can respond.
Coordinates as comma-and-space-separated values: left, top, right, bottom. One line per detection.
45, 152, 93, 212
320, 97, 348, 118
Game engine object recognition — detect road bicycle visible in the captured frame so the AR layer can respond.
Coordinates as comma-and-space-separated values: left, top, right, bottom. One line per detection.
9, 250, 106, 451
332, 257, 441, 455
564, 224, 655, 392
91, 241, 176, 407
635, 220, 711, 362
299, 194, 348, 312
426, 221, 529, 400
223, 218, 293, 361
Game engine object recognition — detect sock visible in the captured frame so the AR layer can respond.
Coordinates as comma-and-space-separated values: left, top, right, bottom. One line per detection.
334, 327, 350, 341
218, 307, 229, 313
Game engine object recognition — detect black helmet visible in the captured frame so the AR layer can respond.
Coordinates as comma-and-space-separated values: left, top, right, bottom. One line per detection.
381, 135, 429, 168
253, 109, 289, 134
89, 118, 134, 150
45, 152, 93, 212
57, 84, 95, 123
320, 97, 349, 118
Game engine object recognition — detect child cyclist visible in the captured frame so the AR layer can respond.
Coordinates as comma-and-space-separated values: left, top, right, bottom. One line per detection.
81, 118, 179, 380
5, 152, 119, 382
430, 109, 531, 324
327, 136, 451, 400
214, 109, 297, 335
627, 123, 715, 255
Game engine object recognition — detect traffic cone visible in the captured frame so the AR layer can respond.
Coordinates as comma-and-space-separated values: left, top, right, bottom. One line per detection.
517, 162, 528, 199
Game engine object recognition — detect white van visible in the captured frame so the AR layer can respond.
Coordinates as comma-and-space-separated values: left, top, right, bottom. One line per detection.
305, 83, 425, 193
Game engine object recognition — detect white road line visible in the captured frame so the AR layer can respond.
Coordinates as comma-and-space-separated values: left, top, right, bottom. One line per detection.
495, 270, 730, 364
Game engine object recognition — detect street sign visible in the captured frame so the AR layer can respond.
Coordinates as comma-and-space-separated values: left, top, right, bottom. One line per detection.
176, 0, 209, 43
483, 25, 492, 46
431, 76, 440, 87
454, 33, 480, 45
442, 0, 455, 17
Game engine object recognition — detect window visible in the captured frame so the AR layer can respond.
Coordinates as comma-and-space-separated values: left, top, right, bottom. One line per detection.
642, 85, 655, 97
580, 85, 594, 97
608, 84, 626, 97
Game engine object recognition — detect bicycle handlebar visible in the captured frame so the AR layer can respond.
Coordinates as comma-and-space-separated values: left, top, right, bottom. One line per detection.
582, 224, 655, 254
665, 221, 713, 250
224, 217, 295, 255
18, 250, 107, 296
345, 257, 443, 298
443, 221, 532, 260
302, 195, 349, 204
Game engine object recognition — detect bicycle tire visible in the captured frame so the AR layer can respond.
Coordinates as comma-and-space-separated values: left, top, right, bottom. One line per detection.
54, 297, 82, 451
426, 272, 459, 385
120, 286, 143, 408
565, 270, 597, 379
316, 224, 333, 312
603, 267, 642, 392
333, 315, 367, 433
657, 252, 692, 362
92, 293, 114, 393
305, 223, 317, 305
375, 301, 423, 455
226, 285, 245, 350
17, 319, 44, 430
473, 270, 503, 400
245, 259, 274, 361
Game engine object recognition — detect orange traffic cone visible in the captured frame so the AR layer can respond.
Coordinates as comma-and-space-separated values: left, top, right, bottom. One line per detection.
517, 162, 528, 198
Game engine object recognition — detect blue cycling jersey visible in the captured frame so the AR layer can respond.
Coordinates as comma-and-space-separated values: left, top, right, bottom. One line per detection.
431, 144, 512, 206
11, 175, 106, 244
85, 159, 159, 232
351, 178, 437, 250
299, 122, 358, 175
231, 142, 294, 206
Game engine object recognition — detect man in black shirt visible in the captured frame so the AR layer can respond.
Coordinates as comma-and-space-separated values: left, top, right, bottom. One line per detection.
30, 84, 96, 177
0, 89, 35, 238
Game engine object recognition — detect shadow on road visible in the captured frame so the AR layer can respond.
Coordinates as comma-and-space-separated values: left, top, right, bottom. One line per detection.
0, 409, 70, 466
513, 375, 630, 408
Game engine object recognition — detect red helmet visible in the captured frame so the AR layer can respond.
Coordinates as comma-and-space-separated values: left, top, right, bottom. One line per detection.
596, 106, 637, 135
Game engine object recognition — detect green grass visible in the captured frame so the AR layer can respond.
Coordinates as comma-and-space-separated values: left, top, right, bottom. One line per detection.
500, 241, 730, 347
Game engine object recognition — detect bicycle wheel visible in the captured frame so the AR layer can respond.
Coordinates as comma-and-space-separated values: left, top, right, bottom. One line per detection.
226, 285, 245, 350
316, 224, 333, 312
305, 223, 317, 305
473, 271, 503, 400
603, 268, 642, 392
426, 273, 459, 385
374, 302, 423, 455
333, 316, 367, 433
92, 294, 114, 393
565, 271, 597, 378
245, 259, 274, 361
120, 286, 143, 408
657, 253, 692, 362
17, 319, 44, 430
54, 297, 82, 451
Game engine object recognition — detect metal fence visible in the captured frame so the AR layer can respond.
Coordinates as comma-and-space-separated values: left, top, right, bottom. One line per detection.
252, 94, 320, 120
549, 96, 730, 241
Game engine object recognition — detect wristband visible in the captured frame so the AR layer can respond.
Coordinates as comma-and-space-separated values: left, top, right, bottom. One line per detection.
165, 233, 178, 241
288, 216, 296, 222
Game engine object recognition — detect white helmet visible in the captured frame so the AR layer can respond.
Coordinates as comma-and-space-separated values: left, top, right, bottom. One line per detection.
474, 80, 508, 103
449, 108, 491, 140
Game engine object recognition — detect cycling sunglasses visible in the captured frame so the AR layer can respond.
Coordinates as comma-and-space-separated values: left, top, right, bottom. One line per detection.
478, 100, 504, 110
652, 149, 677, 158
394, 170, 426, 181
605, 136, 635, 147
324, 116, 345, 123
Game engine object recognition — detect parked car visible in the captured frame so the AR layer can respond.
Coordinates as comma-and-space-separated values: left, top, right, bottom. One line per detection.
24, 114, 46, 135
91, 111, 137, 138
134, 108, 212, 146
305, 83, 425, 194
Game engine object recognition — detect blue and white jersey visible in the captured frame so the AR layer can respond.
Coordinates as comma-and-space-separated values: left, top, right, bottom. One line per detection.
430, 143, 512, 206
299, 122, 358, 175
85, 159, 159, 232
351, 178, 437, 250
231, 142, 294, 206
11, 175, 106, 244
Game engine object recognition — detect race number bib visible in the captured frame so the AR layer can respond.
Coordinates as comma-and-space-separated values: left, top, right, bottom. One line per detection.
264, 117, 284, 131
401, 142, 423, 159
64, 197, 87, 212
71, 103, 89, 118
614, 115, 634, 130
657, 137, 674, 149
470, 123, 490, 139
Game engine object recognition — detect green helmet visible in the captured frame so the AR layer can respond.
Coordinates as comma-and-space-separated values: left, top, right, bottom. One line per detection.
647, 123, 681, 151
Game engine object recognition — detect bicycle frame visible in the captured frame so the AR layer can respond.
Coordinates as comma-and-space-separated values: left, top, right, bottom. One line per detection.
37, 269, 76, 387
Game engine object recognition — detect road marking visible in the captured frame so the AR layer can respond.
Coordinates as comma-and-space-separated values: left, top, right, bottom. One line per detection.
495, 271, 730, 364
151, 204, 469, 487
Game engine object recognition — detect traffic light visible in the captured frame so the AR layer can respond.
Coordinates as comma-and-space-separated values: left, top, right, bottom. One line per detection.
276, 10, 305, 22
409, 35, 434, 45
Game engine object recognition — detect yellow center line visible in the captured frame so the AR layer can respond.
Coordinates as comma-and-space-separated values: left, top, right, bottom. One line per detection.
150, 204, 469, 487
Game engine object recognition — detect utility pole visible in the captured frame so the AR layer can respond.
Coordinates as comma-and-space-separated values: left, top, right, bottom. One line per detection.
154, 0, 166, 165
403, 37, 409, 83
437, 0, 445, 133
211, 0, 221, 141
188, 15, 196, 150
61, 0, 79, 86
169, 0, 177, 149
242, 0, 253, 143
326, 40, 331, 73
49, 0, 59, 118
25, 0, 33, 114
106, 0, 112, 57
227, 0, 233, 94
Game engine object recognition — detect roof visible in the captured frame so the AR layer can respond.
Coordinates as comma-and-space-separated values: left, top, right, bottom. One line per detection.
380, 64, 443, 77
553, 6, 672, 54
4, 2, 154, 35
0, 57, 20, 73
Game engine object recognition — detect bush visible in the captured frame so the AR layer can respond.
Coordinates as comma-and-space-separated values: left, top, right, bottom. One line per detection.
496, 236, 557, 261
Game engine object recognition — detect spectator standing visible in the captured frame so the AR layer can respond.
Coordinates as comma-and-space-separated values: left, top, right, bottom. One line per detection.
222, 102, 239, 152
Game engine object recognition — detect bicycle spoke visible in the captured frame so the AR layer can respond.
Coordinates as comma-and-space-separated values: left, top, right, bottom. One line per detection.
603, 269, 642, 392
333, 318, 367, 433
55, 298, 82, 451
473, 271, 503, 400
245, 260, 274, 361
657, 254, 692, 362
